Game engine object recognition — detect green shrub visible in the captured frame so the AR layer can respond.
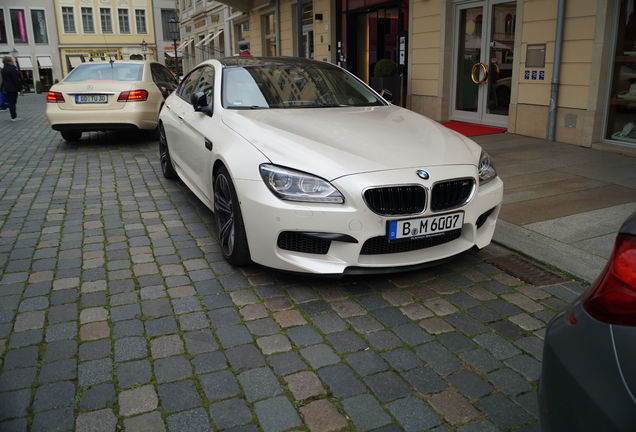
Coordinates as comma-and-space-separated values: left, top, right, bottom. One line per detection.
373, 59, 398, 77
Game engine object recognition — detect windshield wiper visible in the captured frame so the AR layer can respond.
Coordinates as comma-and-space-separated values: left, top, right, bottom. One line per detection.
227, 105, 268, 110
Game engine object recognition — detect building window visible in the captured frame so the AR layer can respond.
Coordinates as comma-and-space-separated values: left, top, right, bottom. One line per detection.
81, 7, 95, 33
605, 0, 636, 145
30, 9, 48, 44
118, 9, 130, 34
135, 9, 147, 34
161, 9, 176, 41
62, 6, 75, 33
0, 10, 6, 44
262, 12, 276, 56
100, 8, 113, 33
235, 19, 250, 55
10, 9, 28, 43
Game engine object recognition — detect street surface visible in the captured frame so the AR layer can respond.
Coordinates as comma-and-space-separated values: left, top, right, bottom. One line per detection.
0, 95, 585, 431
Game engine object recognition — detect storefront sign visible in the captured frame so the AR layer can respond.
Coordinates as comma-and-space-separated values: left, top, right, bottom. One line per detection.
17, 10, 27, 43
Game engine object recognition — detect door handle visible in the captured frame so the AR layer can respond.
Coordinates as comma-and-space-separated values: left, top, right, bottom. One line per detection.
471, 62, 488, 85
177, 114, 184, 121
205, 138, 213, 151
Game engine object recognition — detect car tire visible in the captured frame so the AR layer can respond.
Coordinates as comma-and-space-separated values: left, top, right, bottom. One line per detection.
214, 166, 251, 266
159, 124, 178, 179
61, 131, 82, 142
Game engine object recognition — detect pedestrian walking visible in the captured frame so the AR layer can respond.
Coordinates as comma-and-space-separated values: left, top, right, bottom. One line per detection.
1, 56, 23, 121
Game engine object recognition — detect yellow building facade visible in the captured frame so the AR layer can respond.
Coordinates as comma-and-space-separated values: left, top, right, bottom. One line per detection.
54, 0, 157, 76
184, 0, 635, 150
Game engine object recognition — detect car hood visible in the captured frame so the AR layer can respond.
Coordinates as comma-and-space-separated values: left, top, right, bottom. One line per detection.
221, 105, 481, 180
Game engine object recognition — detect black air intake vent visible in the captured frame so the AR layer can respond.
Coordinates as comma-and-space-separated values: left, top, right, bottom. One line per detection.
364, 186, 426, 216
431, 179, 475, 211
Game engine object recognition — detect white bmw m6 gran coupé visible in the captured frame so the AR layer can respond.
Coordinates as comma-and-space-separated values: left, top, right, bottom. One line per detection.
158, 57, 503, 275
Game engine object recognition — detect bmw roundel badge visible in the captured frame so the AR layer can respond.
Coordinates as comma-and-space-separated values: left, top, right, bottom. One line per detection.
416, 170, 429, 180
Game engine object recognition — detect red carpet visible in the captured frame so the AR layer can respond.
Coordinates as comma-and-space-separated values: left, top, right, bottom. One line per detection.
441, 121, 507, 137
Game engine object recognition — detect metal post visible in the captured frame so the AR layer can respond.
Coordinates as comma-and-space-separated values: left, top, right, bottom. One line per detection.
297, 0, 303, 57
547, 0, 566, 142
173, 39, 179, 76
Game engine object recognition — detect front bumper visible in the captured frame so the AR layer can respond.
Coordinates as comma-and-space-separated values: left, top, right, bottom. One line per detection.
236, 164, 503, 274
539, 302, 636, 431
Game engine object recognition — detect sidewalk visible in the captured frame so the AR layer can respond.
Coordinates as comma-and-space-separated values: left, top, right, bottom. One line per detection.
473, 133, 636, 283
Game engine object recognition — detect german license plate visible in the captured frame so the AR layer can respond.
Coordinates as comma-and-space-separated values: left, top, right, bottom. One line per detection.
388, 211, 464, 241
75, 94, 107, 104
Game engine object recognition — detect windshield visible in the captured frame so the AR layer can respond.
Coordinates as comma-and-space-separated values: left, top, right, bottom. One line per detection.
222, 64, 385, 109
64, 63, 144, 82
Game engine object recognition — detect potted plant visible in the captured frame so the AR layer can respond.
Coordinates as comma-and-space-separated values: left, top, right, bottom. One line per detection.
370, 59, 401, 105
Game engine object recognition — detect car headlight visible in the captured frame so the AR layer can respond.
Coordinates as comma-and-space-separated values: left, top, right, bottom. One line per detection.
259, 164, 344, 203
478, 151, 497, 185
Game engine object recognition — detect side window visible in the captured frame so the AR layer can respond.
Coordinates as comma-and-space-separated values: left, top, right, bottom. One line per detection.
150, 64, 160, 83
159, 65, 178, 84
193, 66, 215, 105
177, 68, 204, 101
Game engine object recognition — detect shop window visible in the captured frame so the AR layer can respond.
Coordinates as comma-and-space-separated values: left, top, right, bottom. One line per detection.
10, 9, 28, 43
605, 1, 636, 145
118, 9, 130, 34
262, 12, 277, 56
235, 19, 250, 55
292, 2, 314, 58
0, 10, 6, 44
100, 8, 113, 34
135, 9, 147, 34
81, 7, 95, 34
31, 9, 48, 44
62, 7, 75, 33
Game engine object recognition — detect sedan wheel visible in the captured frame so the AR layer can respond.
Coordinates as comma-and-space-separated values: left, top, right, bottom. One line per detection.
159, 124, 177, 179
214, 166, 250, 265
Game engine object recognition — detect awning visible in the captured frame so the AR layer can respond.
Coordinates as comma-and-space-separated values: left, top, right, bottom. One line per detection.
195, 29, 223, 47
37, 56, 53, 69
165, 50, 183, 58
68, 56, 83, 68
177, 38, 194, 52
16, 56, 33, 69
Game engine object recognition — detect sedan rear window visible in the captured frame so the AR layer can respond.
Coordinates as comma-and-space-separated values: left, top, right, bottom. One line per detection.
64, 63, 144, 82
222, 64, 385, 109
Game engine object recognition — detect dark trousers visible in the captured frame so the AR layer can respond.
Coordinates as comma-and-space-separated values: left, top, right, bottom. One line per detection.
6, 92, 18, 119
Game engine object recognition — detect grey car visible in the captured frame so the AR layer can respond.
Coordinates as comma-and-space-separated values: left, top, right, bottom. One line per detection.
539, 211, 636, 431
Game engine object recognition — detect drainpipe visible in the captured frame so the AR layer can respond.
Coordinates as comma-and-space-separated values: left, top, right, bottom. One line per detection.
297, 0, 303, 57
547, 0, 565, 142
275, 0, 281, 56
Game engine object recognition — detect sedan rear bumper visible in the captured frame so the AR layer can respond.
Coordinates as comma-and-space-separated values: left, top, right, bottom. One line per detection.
51, 123, 139, 132
46, 103, 159, 131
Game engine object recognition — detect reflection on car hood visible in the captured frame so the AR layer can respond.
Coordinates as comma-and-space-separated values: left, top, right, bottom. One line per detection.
222, 105, 481, 180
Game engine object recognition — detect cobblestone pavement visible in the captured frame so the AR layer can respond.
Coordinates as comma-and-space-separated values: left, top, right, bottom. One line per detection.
0, 95, 586, 431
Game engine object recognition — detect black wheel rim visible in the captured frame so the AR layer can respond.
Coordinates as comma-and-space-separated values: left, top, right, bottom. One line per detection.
214, 174, 235, 256
159, 126, 169, 173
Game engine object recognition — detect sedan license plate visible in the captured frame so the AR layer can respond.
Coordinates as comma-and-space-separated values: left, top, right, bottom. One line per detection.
75, 94, 108, 104
388, 211, 464, 241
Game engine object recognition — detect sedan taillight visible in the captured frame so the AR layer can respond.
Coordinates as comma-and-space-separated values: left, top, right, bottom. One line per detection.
118, 90, 148, 102
583, 234, 636, 325
47, 91, 65, 103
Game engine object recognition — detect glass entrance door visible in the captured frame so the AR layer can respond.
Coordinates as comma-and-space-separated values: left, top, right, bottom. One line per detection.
452, 1, 516, 127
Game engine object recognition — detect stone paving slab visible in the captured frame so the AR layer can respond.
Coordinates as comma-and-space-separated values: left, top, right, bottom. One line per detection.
0, 95, 580, 431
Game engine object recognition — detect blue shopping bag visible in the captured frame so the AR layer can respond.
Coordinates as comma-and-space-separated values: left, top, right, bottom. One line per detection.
0, 91, 8, 110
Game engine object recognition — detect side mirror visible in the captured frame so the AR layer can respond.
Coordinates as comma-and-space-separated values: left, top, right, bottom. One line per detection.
380, 89, 393, 103
191, 91, 213, 116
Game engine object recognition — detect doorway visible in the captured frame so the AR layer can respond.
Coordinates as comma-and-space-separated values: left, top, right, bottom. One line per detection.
451, 0, 517, 128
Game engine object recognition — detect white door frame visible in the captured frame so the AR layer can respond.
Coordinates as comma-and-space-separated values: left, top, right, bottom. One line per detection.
449, 0, 516, 128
